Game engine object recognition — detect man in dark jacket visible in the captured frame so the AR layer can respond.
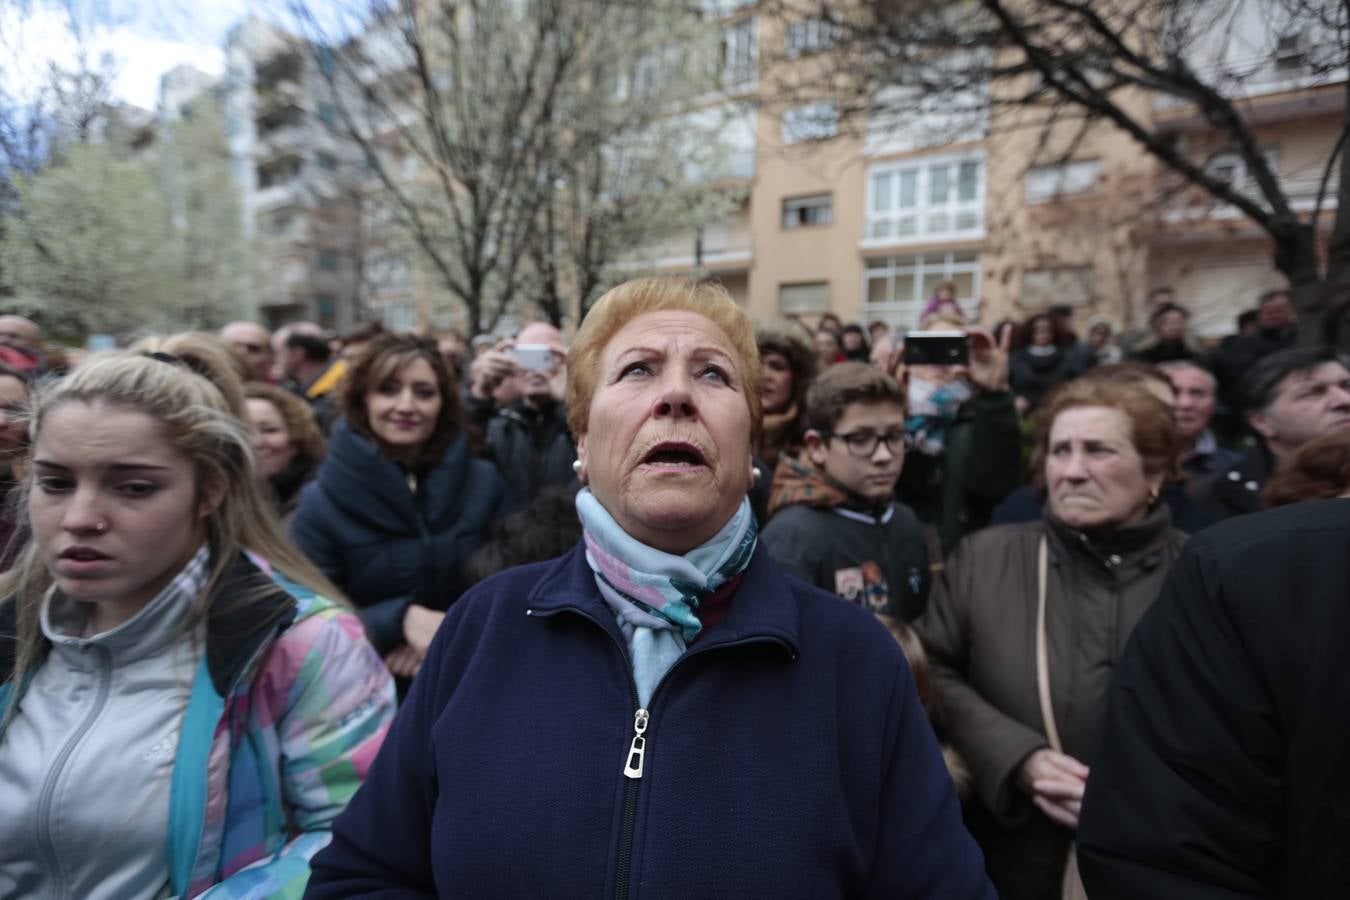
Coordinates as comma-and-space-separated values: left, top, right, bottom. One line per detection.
1197, 345, 1350, 519
1208, 289, 1297, 436
483, 321, 578, 506
1078, 498, 1350, 898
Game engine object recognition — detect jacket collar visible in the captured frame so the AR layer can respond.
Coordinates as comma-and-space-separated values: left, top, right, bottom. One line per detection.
320, 419, 471, 532
526, 542, 800, 659
0, 552, 295, 697
1044, 504, 1175, 572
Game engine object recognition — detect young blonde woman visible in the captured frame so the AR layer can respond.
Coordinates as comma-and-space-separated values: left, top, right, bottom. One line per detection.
0, 338, 395, 899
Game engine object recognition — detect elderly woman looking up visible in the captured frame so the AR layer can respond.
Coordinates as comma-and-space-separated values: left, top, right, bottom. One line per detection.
917, 377, 1186, 900
308, 277, 994, 898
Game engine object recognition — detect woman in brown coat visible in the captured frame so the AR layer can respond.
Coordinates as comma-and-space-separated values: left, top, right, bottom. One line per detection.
917, 377, 1187, 900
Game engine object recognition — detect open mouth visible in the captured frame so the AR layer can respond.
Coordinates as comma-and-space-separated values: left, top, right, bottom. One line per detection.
641, 441, 708, 468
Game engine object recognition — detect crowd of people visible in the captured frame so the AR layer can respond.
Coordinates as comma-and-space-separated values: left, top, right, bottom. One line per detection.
0, 273, 1346, 897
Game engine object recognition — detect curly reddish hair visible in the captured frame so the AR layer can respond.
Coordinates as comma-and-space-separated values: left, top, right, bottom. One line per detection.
1263, 428, 1350, 508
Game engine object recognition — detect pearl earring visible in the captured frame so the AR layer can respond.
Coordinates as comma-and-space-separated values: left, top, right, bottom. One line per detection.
572, 459, 583, 474
751, 466, 762, 481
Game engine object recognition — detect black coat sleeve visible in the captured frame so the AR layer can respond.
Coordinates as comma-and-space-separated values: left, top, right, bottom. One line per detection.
1077, 537, 1283, 899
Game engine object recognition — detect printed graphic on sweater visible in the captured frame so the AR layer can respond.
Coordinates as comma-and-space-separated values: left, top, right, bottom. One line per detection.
834, 562, 890, 613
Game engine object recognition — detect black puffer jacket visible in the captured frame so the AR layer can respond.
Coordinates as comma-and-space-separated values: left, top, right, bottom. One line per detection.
484, 399, 577, 506
290, 420, 511, 653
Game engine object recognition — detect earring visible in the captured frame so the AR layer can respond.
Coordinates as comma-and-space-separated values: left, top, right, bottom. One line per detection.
572, 459, 583, 474
751, 466, 762, 481
1148, 487, 1160, 507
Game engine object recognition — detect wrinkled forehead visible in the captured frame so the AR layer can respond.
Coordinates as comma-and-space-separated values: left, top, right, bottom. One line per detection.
602, 311, 740, 368
1280, 361, 1350, 394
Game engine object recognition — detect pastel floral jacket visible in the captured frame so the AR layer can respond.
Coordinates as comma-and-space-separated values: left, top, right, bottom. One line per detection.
0, 554, 396, 899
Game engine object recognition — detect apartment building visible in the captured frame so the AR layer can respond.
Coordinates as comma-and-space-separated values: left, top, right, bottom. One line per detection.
219, 16, 364, 332
641, 2, 1343, 338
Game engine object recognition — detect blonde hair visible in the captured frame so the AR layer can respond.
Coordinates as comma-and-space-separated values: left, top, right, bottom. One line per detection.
0, 345, 344, 718
566, 277, 762, 445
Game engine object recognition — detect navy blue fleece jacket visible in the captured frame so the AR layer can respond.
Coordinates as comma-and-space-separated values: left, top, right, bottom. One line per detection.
306, 543, 994, 899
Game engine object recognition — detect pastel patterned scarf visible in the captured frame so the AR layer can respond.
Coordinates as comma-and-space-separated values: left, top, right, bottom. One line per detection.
575, 488, 758, 706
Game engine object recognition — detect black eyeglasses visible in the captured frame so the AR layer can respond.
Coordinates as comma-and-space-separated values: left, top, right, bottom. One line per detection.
821, 429, 907, 458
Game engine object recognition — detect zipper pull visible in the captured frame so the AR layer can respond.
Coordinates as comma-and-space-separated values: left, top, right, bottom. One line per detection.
622, 708, 649, 779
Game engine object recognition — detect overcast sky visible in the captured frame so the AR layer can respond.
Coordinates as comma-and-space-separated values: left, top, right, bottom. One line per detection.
1, 0, 257, 109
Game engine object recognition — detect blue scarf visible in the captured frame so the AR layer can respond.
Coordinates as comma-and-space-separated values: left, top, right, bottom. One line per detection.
575, 489, 757, 706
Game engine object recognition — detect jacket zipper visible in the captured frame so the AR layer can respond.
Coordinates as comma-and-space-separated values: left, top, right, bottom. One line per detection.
34, 643, 113, 894
528, 604, 794, 900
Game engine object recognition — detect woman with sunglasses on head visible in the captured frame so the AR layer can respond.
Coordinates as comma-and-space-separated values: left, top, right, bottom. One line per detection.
0, 336, 394, 899
290, 333, 511, 678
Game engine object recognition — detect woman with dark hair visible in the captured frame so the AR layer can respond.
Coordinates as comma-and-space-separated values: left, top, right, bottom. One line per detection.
290, 334, 511, 677
754, 321, 818, 472
1010, 314, 1078, 413
245, 382, 325, 525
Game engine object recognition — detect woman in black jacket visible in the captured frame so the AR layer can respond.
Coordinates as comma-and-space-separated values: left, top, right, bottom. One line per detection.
291, 334, 510, 677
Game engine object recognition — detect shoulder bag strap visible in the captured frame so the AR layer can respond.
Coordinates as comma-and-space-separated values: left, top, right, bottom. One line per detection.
1035, 534, 1063, 752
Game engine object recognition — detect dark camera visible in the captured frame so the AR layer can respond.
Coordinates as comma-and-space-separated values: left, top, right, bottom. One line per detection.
903, 330, 969, 366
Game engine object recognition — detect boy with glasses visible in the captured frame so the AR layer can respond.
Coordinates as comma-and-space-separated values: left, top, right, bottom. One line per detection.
762, 362, 930, 620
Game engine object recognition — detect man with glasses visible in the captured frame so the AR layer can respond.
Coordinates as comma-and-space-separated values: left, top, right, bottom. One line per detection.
762, 362, 930, 621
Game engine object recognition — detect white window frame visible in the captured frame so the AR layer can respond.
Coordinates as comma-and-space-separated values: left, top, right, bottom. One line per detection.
779, 281, 830, 315
786, 18, 839, 58
781, 101, 838, 144
1025, 159, 1102, 204
720, 17, 757, 90
782, 193, 833, 228
861, 251, 981, 328
863, 150, 985, 247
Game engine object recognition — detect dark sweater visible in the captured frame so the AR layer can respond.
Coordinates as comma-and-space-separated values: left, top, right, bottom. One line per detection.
306, 544, 994, 899
761, 501, 931, 621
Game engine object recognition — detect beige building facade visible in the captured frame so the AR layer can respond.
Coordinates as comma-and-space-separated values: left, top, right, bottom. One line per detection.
641, 4, 1342, 340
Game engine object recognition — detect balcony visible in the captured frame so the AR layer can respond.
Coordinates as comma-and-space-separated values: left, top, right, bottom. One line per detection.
1158, 169, 1339, 237
256, 80, 302, 121
257, 124, 308, 164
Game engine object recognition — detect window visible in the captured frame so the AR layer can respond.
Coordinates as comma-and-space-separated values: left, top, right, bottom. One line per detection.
782, 101, 838, 144
782, 194, 833, 228
1025, 159, 1102, 203
779, 282, 829, 315
1204, 151, 1244, 187
314, 293, 338, 328
383, 300, 417, 332
1021, 266, 1094, 309
720, 18, 757, 89
786, 18, 838, 57
864, 153, 983, 244
1274, 32, 1305, 72
317, 101, 338, 127
317, 249, 340, 271
862, 251, 980, 327
316, 151, 339, 172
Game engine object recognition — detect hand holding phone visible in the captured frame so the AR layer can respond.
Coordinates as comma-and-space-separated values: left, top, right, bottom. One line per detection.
903, 330, 970, 366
